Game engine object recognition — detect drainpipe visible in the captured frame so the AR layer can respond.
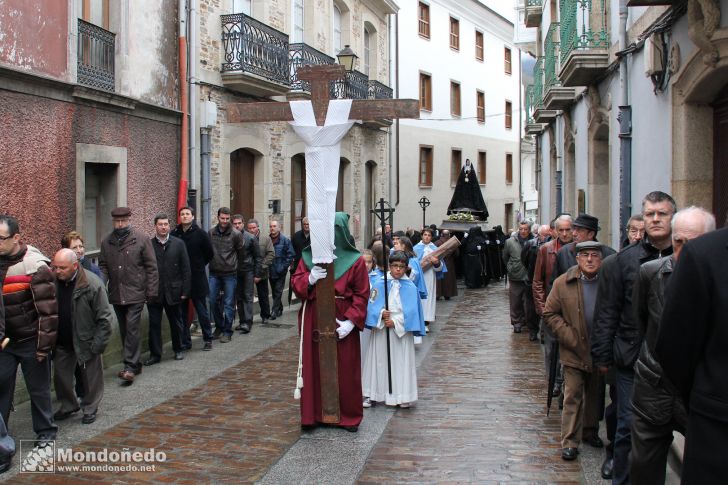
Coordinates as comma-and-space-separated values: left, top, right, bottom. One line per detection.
518, 49, 524, 219
394, 11, 400, 206
189, 0, 199, 213
618, 0, 632, 246
555, 116, 563, 216
177, 0, 190, 220
201, 129, 212, 231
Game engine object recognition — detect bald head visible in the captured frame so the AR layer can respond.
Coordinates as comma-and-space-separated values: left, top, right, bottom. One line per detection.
671, 207, 715, 260
53, 248, 79, 281
538, 224, 551, 240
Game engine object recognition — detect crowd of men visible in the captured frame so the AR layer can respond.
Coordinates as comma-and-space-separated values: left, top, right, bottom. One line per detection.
502, 190, 727, 484
0, 206, 306, 474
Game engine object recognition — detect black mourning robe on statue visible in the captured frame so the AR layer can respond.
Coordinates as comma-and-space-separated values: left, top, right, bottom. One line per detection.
447, 163, 489, 220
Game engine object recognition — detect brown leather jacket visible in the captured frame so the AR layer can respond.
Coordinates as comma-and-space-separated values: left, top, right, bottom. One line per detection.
543, 266, 593, 372
532, 238, 565, 316
1, 245, 58, 361
99, 227, 158, 305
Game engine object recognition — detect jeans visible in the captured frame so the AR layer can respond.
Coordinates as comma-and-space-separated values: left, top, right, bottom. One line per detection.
181, 295, 213, 344
209, 274, 237, 336
613, 368, 635, 485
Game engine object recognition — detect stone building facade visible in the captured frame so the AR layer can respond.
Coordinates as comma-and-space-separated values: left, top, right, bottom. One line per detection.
193, 0, 397, 245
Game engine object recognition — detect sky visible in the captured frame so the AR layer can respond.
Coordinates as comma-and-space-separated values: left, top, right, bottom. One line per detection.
479, 0, 516, 23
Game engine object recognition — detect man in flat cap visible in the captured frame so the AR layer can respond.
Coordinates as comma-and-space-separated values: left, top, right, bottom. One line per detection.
544, 240, 606, 461
550, 213, 616, 287
99, 207, 158, 385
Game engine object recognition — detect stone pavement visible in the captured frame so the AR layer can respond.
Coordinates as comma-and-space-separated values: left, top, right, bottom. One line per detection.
4, 283, 675, 484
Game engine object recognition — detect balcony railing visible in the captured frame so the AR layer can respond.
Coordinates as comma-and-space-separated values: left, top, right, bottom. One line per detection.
289, 43, 335, 92
221, 13, 289, 86
77, 19, 115, 92
368, 80, 393, 99
331, 69, 369, 100
532, 57, 544, 110
544, 23, 560, 90
560, 0, 608, 64
527, 0, 542, 5
525, 85, 536, 124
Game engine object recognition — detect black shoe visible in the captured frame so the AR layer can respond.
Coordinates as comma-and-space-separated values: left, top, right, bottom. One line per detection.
181, 344, 192, 351
300, 424, 316, 432
269, 314, 277, 321
261, 318, 269, 325
212, 328, 222, 340
174, 352, 185, 361
601, 457, 614, 479
0, 459, 11, 474
529, 331, 538, 341
203, 341, 213, 351
143, 357, 161, 366
235, 323, 244, 331
53, 407, 80, 421
561, 447, 578, 461
513, 325, 522, 333
342, 425, 358, 433
239, 322, 251, 334
551, 386, 561, 398
583, 435, 604, 448
81, 412, 97, 424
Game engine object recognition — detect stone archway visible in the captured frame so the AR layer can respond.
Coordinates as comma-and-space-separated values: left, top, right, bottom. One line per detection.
588, 122, 611, 244
672, 30, 728, 223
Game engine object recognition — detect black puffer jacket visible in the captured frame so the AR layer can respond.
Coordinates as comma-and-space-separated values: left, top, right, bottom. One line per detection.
631, 256, 687, 428
171, 222, 214, 298
591, 238, 673, 370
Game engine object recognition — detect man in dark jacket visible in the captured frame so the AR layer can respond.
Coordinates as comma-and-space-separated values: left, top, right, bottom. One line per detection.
145, 214, 191, 365
99, 207, 159, 384
591, 191, 675, 485
291, 217, 310, 272
268, 220, 295, 319
551, 213, 616, 286
0, 220, 12, 474
208, 207, 245, 342
521, 224, 550, 341
0, 215, 58, 444
630, 207, 715, 484
51, 248, 114, 425
171, 206, 214, 351
232, 214, 261, 334
656, 225, 728, 484
247, 219, 275, 323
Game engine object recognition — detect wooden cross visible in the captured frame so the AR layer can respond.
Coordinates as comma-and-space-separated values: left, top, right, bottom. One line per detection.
228, 64, 419, 424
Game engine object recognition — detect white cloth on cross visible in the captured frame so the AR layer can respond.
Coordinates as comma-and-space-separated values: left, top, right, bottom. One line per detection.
289, 99, 355, 264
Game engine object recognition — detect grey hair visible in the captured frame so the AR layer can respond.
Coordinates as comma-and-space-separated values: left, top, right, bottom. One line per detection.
555, 214, 573, 226
531, 223, 540, 234
247, 218, 259, 226
671, 206, 716, 234
55, 248, 78, 263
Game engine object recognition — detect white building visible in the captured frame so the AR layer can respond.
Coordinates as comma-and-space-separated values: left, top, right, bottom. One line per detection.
522, 0, 728, 246
394, 0, 523, 232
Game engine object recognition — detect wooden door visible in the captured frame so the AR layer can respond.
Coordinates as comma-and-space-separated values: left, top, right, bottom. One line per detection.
713, 84, 728, 227
230, 149, 255, 220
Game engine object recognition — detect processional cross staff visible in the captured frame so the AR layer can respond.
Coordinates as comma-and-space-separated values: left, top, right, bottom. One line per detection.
227, 64, 419, 423
371, 198, 395, 394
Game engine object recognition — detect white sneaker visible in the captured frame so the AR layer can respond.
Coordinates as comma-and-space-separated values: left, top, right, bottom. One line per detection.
362, 398, 372, 408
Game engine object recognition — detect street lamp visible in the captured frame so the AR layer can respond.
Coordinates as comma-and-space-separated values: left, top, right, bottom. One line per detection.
336, 45, 358, 72
418, 196, 431, 230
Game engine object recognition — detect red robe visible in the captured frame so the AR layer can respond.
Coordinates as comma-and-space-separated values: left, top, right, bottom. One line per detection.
292, 257, 370, 427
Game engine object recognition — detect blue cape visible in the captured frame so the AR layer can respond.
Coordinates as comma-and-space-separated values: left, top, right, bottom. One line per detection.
365, 275, 426, 336
368, 268, 383, 286
414, 242, 448, 280
408, 256, 428, 299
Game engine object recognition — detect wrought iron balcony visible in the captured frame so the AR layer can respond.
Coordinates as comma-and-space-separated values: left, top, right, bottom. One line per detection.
532, 57, 557, 123
221, 13, 290, 96
77, 19, 115, 92
331, 69, 369, 100
368, 80, 393, 99
525, 84, 536, 124
559, 0, 609, 87
543, 23, 576, 110
289, 43, 335, 92
525, 0, 543, 28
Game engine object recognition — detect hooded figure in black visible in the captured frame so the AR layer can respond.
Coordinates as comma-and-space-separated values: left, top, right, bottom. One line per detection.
484, 226, 507, 281
462, 226, 488, 288
447, 159, 489, 220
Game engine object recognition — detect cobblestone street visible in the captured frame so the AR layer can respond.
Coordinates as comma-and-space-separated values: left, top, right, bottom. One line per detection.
3, 284, 606, 484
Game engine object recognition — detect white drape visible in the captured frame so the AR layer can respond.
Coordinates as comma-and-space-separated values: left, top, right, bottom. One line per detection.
289, 100, 355, 264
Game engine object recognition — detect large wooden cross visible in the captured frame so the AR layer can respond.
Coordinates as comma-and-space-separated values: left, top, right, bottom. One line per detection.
228, 64, 419, 423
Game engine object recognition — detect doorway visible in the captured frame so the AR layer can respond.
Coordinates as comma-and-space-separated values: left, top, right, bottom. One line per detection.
712, 84, 728, 227
230, 148, 255, 220
291, 154, 306, 232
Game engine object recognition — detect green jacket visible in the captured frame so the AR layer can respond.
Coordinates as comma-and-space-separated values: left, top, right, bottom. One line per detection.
58, 268, 115, 363
503, 235, 530, 282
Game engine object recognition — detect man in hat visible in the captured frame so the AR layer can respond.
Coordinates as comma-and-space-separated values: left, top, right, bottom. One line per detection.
551, 213, 616, 287
290, 213, 370, 432
544, 241, 606, 461
99, 207, 158, 384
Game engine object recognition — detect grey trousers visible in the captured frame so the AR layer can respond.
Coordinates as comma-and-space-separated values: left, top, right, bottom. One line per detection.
54, 346, 104, 415
236, 271, 255, 324
113, 302, 144, 372
508, 280, 528, 327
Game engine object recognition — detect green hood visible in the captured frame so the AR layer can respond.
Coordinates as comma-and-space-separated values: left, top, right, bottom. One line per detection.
302, 212, 361, 280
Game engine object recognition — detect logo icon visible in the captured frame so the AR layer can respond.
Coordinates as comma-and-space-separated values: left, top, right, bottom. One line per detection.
19, 439, 55, 473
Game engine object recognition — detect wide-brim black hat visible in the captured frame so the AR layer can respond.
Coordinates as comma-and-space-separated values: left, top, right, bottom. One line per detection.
573, 213, 600, 233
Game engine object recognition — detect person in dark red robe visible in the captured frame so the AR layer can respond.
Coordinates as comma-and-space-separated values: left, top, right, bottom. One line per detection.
291, 212, 369, 431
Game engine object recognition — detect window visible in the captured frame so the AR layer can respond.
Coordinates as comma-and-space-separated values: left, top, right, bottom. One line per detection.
419, 73, 432, 111
504, 47, 512, 75
233, 0, 252, 15
363, 26, 371, 77
418, 2, 430, 39
449, 17, 459, 50
477, 90, 485, 123
293, 0, 304, 43
450, 81, 461, 117
450, 149, 462, 186
419, 146, 433, 187
506, 153, 513, 184
478, 151, 486, 185
333, 4, 342, 53
475, 31, 484, 61
80, 0, 110, 29
505, 100, 513, 129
